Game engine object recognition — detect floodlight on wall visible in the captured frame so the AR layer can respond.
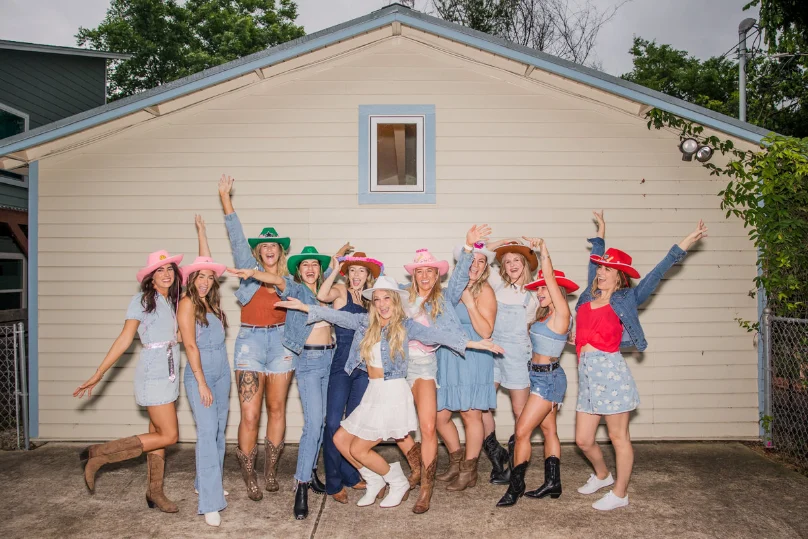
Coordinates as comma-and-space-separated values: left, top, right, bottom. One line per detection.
695, 145, 714, 162
679, 138, 699, 161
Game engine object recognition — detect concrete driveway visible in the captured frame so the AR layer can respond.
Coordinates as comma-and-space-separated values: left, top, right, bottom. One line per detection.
1, 442, 806, 539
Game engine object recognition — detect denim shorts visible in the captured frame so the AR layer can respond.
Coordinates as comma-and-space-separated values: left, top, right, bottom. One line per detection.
576, 351, 640, 415
134, 345, 180, 407
529, 364, 567, 406
233, 325, 296, 375
406, 353, 438, 388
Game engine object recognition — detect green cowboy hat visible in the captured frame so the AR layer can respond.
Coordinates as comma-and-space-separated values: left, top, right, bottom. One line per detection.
248, 227, 291, 251
287, 246, 331, 274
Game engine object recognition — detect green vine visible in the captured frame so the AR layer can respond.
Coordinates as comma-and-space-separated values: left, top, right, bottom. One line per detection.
647, 109, 808, 329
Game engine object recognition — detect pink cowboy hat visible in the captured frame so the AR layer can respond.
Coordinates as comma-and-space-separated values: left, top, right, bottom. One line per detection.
136, 250, 184, 283
180, 256, 226, 285
404, 249, 449, 276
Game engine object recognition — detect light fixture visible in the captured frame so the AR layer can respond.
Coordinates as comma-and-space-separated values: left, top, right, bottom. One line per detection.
695, 145, 714, 162
679, 138, 699, 161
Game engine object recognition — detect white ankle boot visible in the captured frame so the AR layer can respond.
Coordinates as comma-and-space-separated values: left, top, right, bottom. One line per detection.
380, 462, 411, 508
204, 511, 222, 527
357, 467, 387, 507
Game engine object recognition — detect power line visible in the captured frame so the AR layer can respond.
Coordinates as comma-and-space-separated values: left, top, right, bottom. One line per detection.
718, 26, 760, 61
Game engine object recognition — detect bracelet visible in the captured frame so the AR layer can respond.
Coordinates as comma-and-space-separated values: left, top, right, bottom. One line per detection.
463, 243, 473, 252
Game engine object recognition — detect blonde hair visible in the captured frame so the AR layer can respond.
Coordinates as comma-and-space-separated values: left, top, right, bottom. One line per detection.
360, 291, 407, 365
589, 267, 632, 297
252, 244, 288, 277
468, 257, 491, 299
498, 253, 531, 291
408, 273, 445, 322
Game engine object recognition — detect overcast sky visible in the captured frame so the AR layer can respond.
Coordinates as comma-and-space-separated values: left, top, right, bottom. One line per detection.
0, 0, 759, 75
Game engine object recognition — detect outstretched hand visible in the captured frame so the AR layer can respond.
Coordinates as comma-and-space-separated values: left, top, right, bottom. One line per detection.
218, 174, 234, 197
521, 236, 546, 253
468, 338, 505, 355
226, 267, 255, 280
593, 210, 605, 238
276, 298, 309, 313
336, 242, 354, 258
679, 220, 708, 251
466, 224, 492, 247
73, 371, 103, 399
195, 214, 206, 234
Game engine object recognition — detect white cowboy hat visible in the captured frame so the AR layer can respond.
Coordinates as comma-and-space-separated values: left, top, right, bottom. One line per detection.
361, 275, 409, 300
453, 242, 495, 264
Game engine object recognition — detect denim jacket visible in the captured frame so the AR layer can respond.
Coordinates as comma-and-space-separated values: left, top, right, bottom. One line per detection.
576, 237, 686, 351
276, 275, 331, 355
306, 305, 469, 380
224, 212, 266, 306
400, 248, 473, 350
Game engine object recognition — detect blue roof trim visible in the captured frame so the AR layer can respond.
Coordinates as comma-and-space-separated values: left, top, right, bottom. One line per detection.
0, 4, 768, 158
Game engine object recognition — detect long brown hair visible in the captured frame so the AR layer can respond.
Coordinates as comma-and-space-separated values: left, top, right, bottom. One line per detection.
532, 287, 568, 325
408, 273, 445, 322
185, 270, 228, 328
140, 263, 181, 314
360, 291, 407, 365
590, 268, 633, 297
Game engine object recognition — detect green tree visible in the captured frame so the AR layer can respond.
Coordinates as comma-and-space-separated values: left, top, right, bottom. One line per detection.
77, 0, 305, 100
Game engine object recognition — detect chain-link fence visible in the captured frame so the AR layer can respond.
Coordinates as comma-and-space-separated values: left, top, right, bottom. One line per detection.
0, 322, 28, 450
763, 310, 808, 472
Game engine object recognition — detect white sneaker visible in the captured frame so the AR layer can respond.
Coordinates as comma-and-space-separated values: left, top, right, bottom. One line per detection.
380, 462, 411, 508
356, 467, 387, 507
195, 488, 229, 496
577, 473, 614, 495
592, 490, 629, 511
204, 511, 222, 527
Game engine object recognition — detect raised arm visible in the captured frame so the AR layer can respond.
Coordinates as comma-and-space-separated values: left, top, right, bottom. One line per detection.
219, 175, 258, 270
73, 319, 139, 398
317, 255, 346, 304
195, 214, 211, 258
227, 267, 285, 289
276, 299, 366, 331
177, 297, 213, 407
486, 237, 522, 251
523, 237, 570, 334
633, 221, 707, 305
586, 210, 606, 286
446, 224, 492, 305
219, 174, 235, 215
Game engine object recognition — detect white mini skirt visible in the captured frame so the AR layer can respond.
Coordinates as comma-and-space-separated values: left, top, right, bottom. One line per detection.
341, 378, 418, 441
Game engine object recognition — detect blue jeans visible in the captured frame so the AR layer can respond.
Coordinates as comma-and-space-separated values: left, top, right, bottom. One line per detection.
324, 365, 369, 494
294, 348, 333, 483
184, 345, 231, 514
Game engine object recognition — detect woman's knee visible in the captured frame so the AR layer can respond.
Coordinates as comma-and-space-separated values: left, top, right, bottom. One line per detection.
576, 434, 596, 452
240, 407, 261, 430
608, 429, 631, 448
420, 421, 437, 437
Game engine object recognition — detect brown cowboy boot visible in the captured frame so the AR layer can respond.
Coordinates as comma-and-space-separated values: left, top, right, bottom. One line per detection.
436, 448, 463, 482
145, 453, 179, 513
405, 442, 422, 489
446, 457, 479, 492
80, 436, 143, 493
236, 445, 263, 501
264, 439, 284, 492
412, 459, 437, 514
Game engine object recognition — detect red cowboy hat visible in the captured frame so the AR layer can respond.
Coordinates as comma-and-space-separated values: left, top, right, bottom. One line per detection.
590, 248, 641, 279
526, 270, 580, 293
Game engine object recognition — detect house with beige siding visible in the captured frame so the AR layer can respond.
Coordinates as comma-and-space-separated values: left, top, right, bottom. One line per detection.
0, 4, 767, 444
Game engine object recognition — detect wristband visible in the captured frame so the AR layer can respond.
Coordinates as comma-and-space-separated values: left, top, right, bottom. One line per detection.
463, 243, 473, 252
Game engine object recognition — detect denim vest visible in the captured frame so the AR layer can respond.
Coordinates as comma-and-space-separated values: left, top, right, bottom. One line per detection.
306, 306, 469, 380
576, 237, 687, 351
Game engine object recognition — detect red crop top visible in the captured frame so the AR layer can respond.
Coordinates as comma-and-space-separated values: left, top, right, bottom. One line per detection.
575, 302, 622, 356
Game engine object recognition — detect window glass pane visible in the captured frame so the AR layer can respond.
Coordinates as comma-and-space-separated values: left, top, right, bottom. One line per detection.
0, 259, 23, 290
0, 109, 26, 140
376, 123, 418, 186
0, 292, 22, 310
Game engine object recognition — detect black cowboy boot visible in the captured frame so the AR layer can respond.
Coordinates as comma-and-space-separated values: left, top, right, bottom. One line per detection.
483, 432, 510, 485
496, 462, 528, 507
525, 456, 562, 499
507, 435, 515, 470
294, 482, 309, 520
310, 465, 326, 494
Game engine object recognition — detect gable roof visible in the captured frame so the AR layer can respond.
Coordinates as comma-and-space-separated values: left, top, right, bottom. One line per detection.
0, 39, 132, 61
0, 3, 769, 163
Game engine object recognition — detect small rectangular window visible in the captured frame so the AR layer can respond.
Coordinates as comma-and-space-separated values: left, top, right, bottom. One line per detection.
0, 255, 25, 311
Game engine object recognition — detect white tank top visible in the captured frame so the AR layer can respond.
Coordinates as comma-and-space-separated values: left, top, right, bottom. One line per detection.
367, 342, 383, 368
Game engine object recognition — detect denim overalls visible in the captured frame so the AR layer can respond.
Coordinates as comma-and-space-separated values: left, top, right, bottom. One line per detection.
491, 291, 532, 390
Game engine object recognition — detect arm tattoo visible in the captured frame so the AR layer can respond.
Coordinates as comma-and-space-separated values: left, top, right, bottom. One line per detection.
237, 370, 260, 403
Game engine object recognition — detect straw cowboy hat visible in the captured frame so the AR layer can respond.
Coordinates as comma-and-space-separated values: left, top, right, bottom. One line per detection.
180, 256, 226, 285
453, 242, 495, 264
248, 227, 291, 251
526, 270, 580, 293
590, 248, 641, 279
287, 246, 332, 274
339, 252, 384, 279
404, 249, 449, 276
493, 241, 539, 271
136, 250, 184, 283
361, 275, 410, 300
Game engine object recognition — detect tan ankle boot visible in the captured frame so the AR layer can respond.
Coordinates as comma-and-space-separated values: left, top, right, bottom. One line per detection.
405, 442, 422, 490
146, 453, 178, 513
264, 439, 284, 492
412, 459, 437, 514
446, 457, 479, 492
236, 445, 263, 501
436, 448, 463, 482
80, 436, 143, 493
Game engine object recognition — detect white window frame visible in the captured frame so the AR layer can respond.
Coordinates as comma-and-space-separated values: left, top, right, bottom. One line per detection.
0, 101, 30, 187
369, 115, 425, 194
0, 253, 26, 310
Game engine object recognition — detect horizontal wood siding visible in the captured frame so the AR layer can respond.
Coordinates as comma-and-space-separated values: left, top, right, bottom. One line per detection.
36, 36, 759, 443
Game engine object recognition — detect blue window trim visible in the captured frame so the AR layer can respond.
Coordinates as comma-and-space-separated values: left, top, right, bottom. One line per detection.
358, 104, 436, 205
27, 160, 38, 439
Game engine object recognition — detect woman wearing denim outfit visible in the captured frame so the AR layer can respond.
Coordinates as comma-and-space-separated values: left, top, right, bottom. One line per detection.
229, 243, 348, 520
575, 211, 708, 511
276, 275, 505, 511
316, 252, 383, 504
219, 175, 296, 502
497, 237, 577, 508
74, 250, 184, 514
178, 216, 230, 527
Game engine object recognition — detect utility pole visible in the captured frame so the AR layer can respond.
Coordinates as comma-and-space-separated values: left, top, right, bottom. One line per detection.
738, 18, 756, 122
